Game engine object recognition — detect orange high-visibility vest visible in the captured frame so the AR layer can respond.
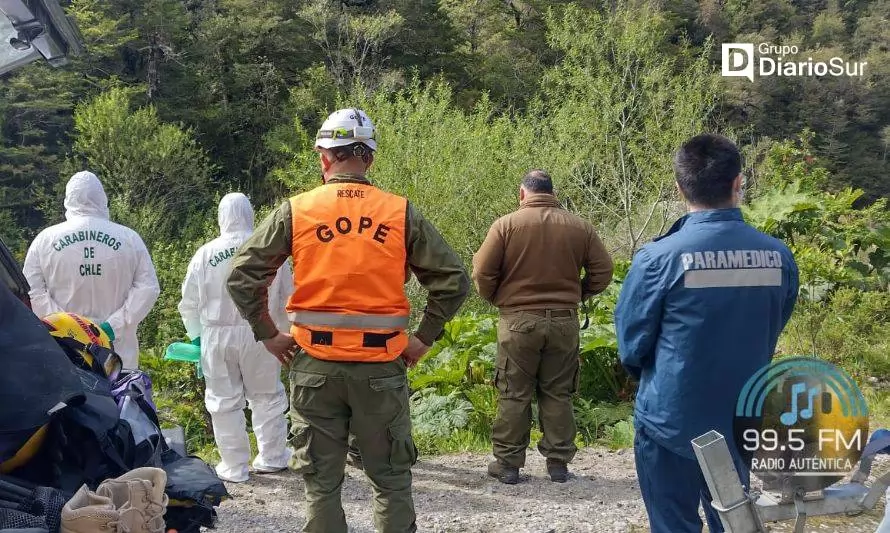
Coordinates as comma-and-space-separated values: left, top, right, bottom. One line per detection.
286, 181, 410, 362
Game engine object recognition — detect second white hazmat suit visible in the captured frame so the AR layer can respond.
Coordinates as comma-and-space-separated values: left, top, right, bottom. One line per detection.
178, 193, 291, 483
23, 171, 160, 369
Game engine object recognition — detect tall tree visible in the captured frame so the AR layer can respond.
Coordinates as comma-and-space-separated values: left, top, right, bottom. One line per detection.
538, 2, 721, 254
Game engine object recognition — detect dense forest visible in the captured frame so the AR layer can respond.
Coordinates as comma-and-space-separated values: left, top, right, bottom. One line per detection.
2, 0, 889, 254
3, 0, 890, 453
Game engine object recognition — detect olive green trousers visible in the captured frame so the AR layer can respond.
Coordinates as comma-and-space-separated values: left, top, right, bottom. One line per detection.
491, 309, 581, 468
288, 355, 417, 533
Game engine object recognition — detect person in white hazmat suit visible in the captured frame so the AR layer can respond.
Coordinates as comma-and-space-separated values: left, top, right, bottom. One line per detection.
23, 171, 160, 369
178, 192, 292, 483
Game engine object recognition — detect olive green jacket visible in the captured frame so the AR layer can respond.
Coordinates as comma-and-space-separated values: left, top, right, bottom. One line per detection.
226, 174, 470, 346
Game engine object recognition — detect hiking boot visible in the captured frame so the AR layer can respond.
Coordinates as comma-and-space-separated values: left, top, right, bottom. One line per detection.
546, 458, 569, 483
487, 460, 520, 484
61, 484, 120, 533
97, 467, 169, 533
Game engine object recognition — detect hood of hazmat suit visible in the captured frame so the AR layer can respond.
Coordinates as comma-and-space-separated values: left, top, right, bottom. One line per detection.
177, 192, 292, 483
217, 192, 254, 237
64, 171, 110, 220
22, 171, 161, 369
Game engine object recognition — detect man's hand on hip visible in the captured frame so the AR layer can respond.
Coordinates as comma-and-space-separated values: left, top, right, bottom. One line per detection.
263, 332, 298, 365
401, 335, 431, 368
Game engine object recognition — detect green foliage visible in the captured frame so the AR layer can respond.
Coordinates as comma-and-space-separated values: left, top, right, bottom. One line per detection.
410, 389, 473, 438
272, 19, 720, 266
5, 0, 890, 462
573, 399, 633, 446
539, 2, 720, 254
781, 288, 890, 378
2, 0, 890, 250
721, 1, 890, 200
409, 313, 497, 392
463, 384, 499, 435
138, 236, 204, 352
742, 180, 819, 236
413, 429, 490, 456
602, 418, 635, 450
864, 389, 890, 429
71, 87, 213, 242
406, 311, 632, 452
0, 63, 82, 238
297, 0, 405, 90
746, 136, 890, 391
745, 135, 890, 292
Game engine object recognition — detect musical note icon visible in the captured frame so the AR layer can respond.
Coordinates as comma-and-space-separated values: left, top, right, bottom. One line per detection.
781, 382, 820, 426
800, 387, 819, 420
781, 382, 806, 425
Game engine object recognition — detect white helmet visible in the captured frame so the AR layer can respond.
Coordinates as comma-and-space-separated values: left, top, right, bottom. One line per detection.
314, 108, 377, 151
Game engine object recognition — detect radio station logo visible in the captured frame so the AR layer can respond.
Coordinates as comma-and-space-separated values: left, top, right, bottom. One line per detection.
733, 356, 868, 492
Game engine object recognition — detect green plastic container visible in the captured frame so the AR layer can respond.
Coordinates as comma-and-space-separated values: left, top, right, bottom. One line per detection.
164, 342, 203, 378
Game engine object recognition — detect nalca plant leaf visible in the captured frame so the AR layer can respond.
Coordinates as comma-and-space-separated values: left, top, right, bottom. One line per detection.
601, 418, 635, 450
573, 399, 633, 445
410, 388, 473, 438
409, 313, 498, 393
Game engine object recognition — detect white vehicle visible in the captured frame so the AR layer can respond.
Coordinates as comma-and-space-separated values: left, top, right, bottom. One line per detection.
0, 0, 83, 75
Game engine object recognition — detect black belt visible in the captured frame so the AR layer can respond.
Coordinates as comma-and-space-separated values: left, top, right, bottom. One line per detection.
309, 330, 399, 348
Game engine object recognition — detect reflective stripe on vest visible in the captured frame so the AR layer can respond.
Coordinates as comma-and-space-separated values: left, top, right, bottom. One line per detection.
288, 311, 409, 330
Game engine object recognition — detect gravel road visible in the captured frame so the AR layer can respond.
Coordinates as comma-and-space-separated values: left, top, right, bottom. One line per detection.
208, 448, 887, 533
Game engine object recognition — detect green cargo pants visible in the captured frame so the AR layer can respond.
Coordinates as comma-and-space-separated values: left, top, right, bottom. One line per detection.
288, 355, 418, 533
491, 309, 580, 468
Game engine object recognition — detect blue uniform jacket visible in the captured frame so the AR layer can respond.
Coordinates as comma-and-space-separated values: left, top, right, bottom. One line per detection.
615, 208, 799, 459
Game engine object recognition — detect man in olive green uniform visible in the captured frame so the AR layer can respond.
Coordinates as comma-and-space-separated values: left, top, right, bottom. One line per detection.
472, 169, 613, 484
227, 108, 469, 533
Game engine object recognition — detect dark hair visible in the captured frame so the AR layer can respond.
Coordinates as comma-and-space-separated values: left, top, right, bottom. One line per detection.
521, 169, 553, 194
673, 134, 742, 207
331, 142, 374, 164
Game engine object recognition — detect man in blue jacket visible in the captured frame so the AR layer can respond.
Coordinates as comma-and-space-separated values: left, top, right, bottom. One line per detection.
615, 134, 799, 533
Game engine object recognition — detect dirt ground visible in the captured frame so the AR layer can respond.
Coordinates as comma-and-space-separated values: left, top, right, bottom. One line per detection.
207, 448, 887, 533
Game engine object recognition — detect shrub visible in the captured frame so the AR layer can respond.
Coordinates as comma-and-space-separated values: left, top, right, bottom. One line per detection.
406, 310, 632, 452
71, 87, 214, 243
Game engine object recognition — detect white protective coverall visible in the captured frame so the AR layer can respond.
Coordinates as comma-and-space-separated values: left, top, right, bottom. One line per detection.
23, 171, 160, 369
178, 192, 292, 483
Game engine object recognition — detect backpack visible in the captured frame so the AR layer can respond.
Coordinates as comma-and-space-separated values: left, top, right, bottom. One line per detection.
50, 369, 136, 491
111, 370, 163, 471
0, 285, 87, 473
111, 370, 156, 412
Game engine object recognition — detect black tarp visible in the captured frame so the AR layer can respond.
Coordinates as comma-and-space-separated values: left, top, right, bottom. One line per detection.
0, 283, 86, 463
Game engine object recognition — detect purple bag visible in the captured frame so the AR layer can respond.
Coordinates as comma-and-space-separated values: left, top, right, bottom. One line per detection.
110, 370, 156, 413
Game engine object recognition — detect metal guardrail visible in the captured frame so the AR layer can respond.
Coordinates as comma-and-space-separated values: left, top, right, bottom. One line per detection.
693, 430, 890, 533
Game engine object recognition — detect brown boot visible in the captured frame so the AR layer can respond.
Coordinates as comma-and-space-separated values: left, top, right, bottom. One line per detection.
61, 484, 120, 533
487, 460, 520, 484
546, 458, 569, 483
97, 467, 169, 533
